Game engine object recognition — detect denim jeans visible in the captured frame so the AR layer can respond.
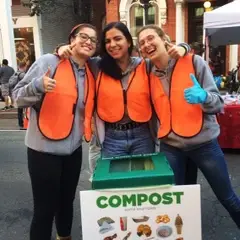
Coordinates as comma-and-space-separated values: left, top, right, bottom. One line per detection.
102, 123, 155, 158
160, 139, 240, 228
18, 108, 23, 127
185, 158, 198, 184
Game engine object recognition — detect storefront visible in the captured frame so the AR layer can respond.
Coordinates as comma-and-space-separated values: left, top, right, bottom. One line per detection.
106, 0, 240, 75
0, 0, 83, 70
12, 16, 42, 68
0, 0, 42, 70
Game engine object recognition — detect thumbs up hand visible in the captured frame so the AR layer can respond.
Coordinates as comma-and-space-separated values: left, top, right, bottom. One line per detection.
43, 67, 56, 93
166, 41, 186, 59
184, 74, 207, 104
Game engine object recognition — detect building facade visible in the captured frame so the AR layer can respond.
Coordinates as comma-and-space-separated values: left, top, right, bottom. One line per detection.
106, 0, 240, 75
0, 0, 105, 70
0, 0, 239, 75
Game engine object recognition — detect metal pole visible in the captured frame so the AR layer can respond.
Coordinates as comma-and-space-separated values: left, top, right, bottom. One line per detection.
142, 0, 149, 25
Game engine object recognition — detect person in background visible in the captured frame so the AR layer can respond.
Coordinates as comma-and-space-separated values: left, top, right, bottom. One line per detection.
9, 62, 28, 130
0, 59, 15, 110
137, 24, 240, 228
190, 42, 204, 57
12, 23, 97, 240
131, 45, 141, 57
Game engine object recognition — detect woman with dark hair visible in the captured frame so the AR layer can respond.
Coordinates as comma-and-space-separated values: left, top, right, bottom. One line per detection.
96, 21, 156, 158
57, 21, 190, 166
12, 23, 97, 240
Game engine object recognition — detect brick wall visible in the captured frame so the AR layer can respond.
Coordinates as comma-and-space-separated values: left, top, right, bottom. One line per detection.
12, 3, 30, 17
163, 1, 189, 44
106, 0, 119, 23
104, 0, 177, 39
12, 0, 21, 5
162, 0, 176, 42
101, 0, 240, 76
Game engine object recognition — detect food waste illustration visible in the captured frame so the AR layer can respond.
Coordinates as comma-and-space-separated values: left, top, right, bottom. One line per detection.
98, 214, 184, 239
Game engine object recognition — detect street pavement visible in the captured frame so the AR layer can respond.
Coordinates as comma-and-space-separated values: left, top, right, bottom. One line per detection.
0, 131, 240, 240
0, 101, 19, 130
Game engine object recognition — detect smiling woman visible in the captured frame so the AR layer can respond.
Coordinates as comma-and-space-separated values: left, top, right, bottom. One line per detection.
100, 22, 134, 79
136, 24, 240, 230
137, 25, 171, 64
96, 22, 156, 158
105, 28, 131, 60
94, 22, 190, 161
12, 23, 98, 240
55, 21, 190, 174
68, 23, 97, 61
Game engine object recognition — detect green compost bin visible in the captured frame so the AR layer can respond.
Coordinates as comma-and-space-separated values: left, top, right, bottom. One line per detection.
92, 152, 174, 190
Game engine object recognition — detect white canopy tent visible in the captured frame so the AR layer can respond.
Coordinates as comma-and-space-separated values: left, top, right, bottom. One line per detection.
204, 0, 240, 46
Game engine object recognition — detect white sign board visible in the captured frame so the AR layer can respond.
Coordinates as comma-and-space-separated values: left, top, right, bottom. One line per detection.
80, 185, 202, 240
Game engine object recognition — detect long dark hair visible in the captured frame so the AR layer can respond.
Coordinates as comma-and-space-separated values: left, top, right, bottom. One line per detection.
99, 22, 134, 79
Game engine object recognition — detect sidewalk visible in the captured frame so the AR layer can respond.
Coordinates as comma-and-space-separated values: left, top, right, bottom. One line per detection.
0, 119, 19, 130
0, 101, 18, 119
0, 101, 19, 130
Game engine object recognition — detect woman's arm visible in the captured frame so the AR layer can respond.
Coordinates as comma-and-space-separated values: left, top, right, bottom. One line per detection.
185, 54, 224, 114
12, 54, 59, 108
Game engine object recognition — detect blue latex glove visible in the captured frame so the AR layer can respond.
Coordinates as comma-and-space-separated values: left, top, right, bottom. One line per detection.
184, 74, 207, 104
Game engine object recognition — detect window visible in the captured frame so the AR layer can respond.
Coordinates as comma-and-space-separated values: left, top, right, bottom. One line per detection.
195, 7, 204, 17
130, 5, 144, 37
14, 28, 36, 68
130, 0, 159, 37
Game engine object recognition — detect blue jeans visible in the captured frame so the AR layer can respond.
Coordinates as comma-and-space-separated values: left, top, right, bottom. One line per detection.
102, 123, 155, 158
160, 139, 240, 228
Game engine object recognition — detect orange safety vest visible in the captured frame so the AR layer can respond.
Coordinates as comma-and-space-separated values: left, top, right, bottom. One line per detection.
96, 60, 152, 123
37, 59, 95, 142
23, 107, 30, 129
150, 54, 203, 138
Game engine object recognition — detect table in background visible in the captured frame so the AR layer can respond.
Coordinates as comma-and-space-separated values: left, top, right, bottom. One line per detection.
217, 104, 240, 149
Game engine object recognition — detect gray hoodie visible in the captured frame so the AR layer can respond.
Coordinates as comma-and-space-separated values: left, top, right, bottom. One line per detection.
152, 54, 224, 149
12, 54, 142, 156
12, 54, 86, 155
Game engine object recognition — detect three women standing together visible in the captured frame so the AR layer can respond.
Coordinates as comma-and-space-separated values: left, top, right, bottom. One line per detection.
12, 21, 240, 240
